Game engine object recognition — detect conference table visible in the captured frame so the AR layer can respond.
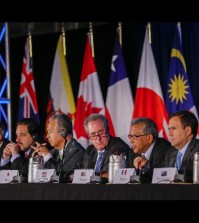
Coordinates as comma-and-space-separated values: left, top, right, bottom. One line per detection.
0, 183, 199, 200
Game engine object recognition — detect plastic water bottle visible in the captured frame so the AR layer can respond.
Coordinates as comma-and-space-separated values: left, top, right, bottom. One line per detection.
28, 156, 44, 183
193, 152, 199, 184
108, 154, 126, 184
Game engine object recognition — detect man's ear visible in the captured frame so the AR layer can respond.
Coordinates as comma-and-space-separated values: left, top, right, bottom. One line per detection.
0, 135, 3, 141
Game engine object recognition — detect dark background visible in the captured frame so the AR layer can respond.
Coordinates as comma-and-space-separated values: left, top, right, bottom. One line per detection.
9, 22, 199, 140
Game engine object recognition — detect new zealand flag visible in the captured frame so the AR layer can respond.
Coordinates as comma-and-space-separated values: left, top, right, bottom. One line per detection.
18, 38, 40, 123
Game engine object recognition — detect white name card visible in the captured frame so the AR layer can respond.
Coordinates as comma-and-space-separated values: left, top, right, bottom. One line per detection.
72, 169, 94, 184
152, 167, 177, 184
113, 168, 135, 184
34, 169, 55, 183
0, 170, 19, 183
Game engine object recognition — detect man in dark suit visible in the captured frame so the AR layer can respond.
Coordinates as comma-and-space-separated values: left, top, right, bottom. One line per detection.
163, 110, 199, 181
0, 118, 45, 177
128, 117, 171, 182
35, 113, 85, 183
82, 113, 130, 179
0, 122, 10, 161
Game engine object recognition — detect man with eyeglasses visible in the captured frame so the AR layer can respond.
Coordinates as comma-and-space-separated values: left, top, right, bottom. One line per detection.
82, 113, 130, 179
128, 117, 171, 182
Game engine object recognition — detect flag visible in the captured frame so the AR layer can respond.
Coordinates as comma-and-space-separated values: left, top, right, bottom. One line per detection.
46, 35, 75, 121
74, 36, 105, 148
18, 38, 40, 122
166, 24, 199, 128
133, 28, 169, 139
105, 35, 134, 145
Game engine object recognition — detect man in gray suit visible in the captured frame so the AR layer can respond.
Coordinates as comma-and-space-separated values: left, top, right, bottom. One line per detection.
163, 110, 199, 181
34, 113, 85, 183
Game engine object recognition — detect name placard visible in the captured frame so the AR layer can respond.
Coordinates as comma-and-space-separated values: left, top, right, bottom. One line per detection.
152, 167, 177, 184
113, 168, 135, 184
72, 169, 94, 184
34, 169, 55, 183
0, 170, 19, 183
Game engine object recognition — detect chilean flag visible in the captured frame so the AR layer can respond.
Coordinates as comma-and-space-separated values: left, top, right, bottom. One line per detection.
133, 28, 169, 139
105, 35, 134, 145
74, 36, 105, 148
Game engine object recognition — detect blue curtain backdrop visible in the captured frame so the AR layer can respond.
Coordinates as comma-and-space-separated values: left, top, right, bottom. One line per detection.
9, 22, 199, 139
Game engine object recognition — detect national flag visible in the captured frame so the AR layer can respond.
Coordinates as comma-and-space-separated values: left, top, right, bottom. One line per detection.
165, 24, 199, 129
74, 36, 105, 148
18, 38, 40, 122
105, 35, 134, 145
46, 35, 75, 121
133, 27, 169, 139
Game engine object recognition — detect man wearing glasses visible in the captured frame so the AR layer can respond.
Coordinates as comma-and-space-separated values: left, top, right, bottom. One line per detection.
82, 113, 130, 179
128, 117, 171, 182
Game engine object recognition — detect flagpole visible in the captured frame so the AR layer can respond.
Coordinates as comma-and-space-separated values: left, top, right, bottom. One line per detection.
62, 23, 66, 56
28, 23, 33, 66
117, 22, 122, 47
5, 22, 11, 140
148, 22, 151, 44
89, 22, 95, 57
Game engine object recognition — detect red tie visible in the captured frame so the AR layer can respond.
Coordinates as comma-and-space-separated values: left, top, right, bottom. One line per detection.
24, 152, 29, 159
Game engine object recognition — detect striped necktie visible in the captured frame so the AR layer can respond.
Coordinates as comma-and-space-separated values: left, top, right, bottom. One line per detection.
95, 152, 104, 174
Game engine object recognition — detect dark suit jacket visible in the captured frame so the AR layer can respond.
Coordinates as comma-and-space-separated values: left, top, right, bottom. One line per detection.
128, 138, 171, 182
0, 138, 10, 158
0, 148, 35, 178
45, 138, 85, 182
163, 138, 199, 178
82, 136, 130, 173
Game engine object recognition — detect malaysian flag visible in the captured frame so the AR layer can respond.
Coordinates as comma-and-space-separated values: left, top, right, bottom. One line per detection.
18, 38, 40, 122
166, 24, 199, 128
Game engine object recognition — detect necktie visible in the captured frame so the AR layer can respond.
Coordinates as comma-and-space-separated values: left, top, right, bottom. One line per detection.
24, 152, 29, 159
59, 152, 63, 160
95, 152, 104, 174
176, 151, 183, 171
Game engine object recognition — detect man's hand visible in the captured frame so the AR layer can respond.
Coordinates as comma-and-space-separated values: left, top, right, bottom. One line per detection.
133, 156, 148, 169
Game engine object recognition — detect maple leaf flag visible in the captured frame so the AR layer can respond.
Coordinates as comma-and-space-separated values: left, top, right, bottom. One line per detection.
105, 35, 134, 145
46, 35, 75, 121
18, 38, 40, 122
133, 27, 169, 139
74, 36, 105, 148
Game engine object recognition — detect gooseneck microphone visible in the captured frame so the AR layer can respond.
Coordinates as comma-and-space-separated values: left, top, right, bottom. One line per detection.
11, 162, 28, 183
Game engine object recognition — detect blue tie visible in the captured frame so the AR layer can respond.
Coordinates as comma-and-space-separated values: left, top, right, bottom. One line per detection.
176, 151, 183, 171
95, 152, 104, 174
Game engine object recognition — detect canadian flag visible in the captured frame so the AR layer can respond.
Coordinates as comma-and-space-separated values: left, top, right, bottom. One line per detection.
74, 36, 105, 148
133, 28, 169, 139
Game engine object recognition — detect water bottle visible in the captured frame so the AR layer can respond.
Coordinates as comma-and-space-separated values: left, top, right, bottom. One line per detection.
28, 156, 44, 183
193, 152, 199, 184
108, 154, 126, 184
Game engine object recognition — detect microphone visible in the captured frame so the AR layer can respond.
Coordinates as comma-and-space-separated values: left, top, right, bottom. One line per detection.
11, 162, 28, 183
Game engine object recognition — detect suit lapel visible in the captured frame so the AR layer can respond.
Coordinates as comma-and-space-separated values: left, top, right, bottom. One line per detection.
63, 139, 76, 163
181, 139, 197, 168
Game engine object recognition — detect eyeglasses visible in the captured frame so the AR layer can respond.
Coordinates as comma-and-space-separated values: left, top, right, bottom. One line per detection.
89, 129, 107, 140
128, 133, 149, 140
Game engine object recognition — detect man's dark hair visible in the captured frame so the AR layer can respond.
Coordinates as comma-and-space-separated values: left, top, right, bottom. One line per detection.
0, 122, 6, 138
16, 118, 42, 138
169, 110, 198, 137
